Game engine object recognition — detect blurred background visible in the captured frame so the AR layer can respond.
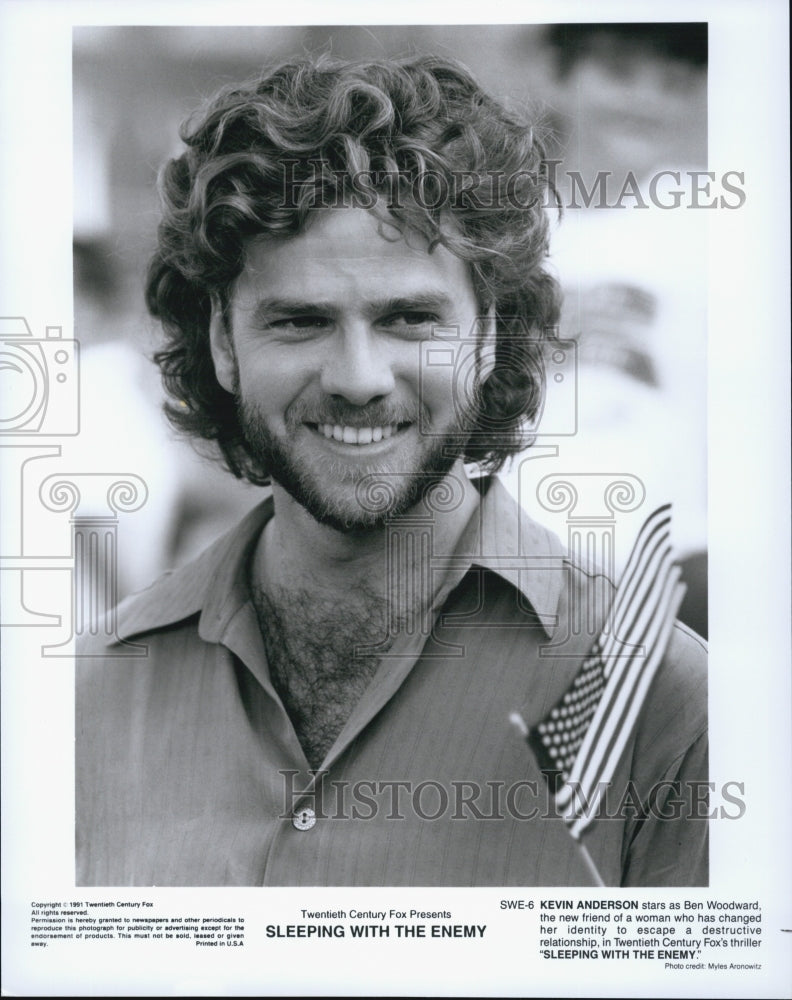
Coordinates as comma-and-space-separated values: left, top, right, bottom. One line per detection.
72, 23, 708, 636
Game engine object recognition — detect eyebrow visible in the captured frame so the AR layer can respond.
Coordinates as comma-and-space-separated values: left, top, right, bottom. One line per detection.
249, 291, 457, 324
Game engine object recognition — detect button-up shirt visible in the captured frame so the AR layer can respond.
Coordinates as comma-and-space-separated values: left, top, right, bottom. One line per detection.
76, 477, 707, 887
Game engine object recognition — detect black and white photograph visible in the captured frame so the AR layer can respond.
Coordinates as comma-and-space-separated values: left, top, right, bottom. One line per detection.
1, 2, 789, 997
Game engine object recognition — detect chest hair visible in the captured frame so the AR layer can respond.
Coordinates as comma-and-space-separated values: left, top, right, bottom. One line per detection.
251, 583, 397, 769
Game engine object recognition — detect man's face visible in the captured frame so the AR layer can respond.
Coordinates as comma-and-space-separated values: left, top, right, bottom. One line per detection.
210, 207, 491, 532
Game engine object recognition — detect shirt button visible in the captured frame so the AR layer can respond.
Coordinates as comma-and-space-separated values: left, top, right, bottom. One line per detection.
292, 807, 316, 831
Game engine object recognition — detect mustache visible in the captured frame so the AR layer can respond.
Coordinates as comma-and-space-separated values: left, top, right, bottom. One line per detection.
285, 397, 424, 428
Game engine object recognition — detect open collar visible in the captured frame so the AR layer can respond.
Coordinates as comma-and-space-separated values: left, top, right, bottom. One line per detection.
114, 476, 566, 645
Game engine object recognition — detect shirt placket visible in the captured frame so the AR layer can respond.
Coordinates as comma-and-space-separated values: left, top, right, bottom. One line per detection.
237, 555, 480, 884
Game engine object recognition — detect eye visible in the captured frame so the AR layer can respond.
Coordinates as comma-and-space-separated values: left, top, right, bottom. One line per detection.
261, 315, 333, 340
380, 311, 440, 335
269, 315, 331, 330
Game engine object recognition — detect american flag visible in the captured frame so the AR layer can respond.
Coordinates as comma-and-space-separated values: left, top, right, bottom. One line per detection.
514, 504, 686, 840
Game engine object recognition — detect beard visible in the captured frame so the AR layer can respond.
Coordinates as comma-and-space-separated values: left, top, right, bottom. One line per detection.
236, 393, 478, 533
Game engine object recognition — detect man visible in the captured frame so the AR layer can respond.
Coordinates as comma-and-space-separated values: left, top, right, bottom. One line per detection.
76, 55, 707, 887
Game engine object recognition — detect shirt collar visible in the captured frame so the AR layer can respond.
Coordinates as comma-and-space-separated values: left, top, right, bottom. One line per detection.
448, 475, 566, 637
114, 476, 566, 644
114, 497, 273, 644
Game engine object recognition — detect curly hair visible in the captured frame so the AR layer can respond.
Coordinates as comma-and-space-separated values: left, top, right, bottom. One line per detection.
147, 54, 561, 484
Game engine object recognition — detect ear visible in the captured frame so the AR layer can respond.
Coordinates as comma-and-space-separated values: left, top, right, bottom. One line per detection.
476, 303, 497, 384
208, 294, 237, 394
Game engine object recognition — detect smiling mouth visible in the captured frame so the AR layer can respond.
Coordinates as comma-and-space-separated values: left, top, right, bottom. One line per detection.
308, 422, 411, 445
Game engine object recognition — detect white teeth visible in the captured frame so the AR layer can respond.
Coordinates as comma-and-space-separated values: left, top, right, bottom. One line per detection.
315, 423, 403, 444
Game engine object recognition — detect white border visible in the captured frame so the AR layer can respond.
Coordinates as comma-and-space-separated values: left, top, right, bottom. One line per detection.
1, 1, 790, 996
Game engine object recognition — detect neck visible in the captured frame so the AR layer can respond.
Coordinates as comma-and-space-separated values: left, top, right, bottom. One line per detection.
252, 459, 481, 602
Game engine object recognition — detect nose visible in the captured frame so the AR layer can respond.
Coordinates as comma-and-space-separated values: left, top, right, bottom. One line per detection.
319, 325, 396, 405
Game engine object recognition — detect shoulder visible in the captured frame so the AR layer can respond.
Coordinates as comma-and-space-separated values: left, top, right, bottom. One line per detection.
629, 619, 708, 789
645, 619, 708, 735
77, 496, 272, 659
75, 582, 202, 704
75, 567, 196, 664
664, 619, 708, 692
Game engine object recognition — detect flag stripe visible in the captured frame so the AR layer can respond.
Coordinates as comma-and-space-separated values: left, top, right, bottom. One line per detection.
557, 553, 678, 809
602, 539, 673, 675
568, 576, 684, 837
562, 571, 684, 832
528, 505, 686, 838
556, 558, 677, 808
601, 511, 671, 665
614, 505, 671, 600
